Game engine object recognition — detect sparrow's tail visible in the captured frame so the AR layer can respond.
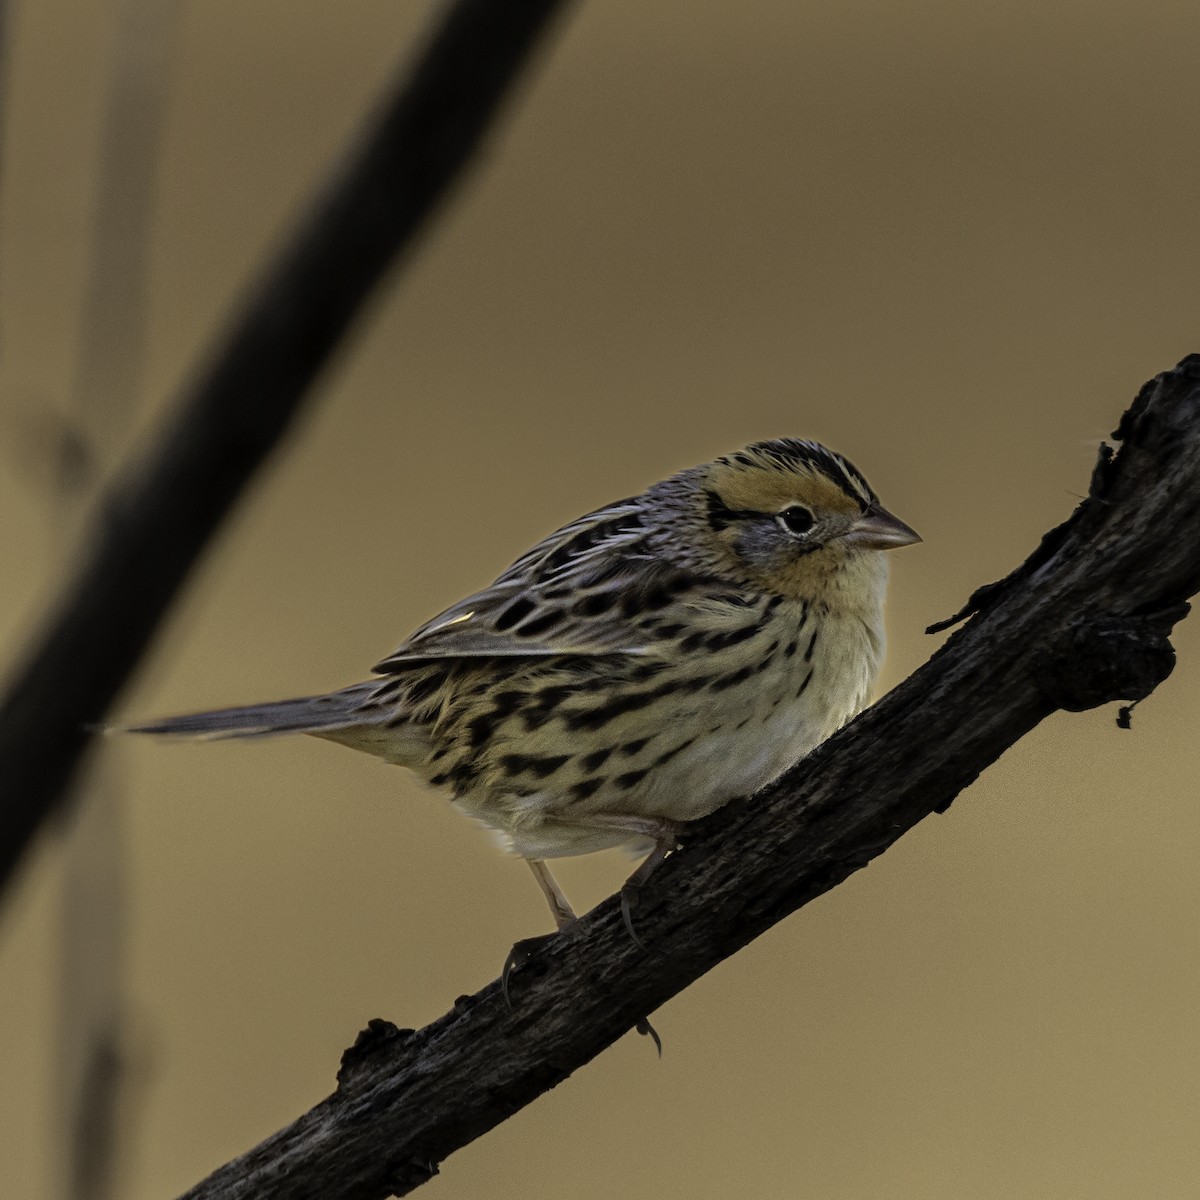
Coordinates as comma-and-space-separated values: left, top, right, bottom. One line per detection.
121, 682, 382, 740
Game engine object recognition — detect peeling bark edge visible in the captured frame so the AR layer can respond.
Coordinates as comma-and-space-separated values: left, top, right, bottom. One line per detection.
0, 0, 573, 897
177, 355, 1200, 1200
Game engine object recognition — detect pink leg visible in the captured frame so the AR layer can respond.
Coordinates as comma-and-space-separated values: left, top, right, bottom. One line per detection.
503, 840, 670, 1053
526, 858, 577, 930
573, 814, 683, 948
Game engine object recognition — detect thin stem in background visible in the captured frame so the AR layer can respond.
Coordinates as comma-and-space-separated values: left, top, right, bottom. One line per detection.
0, 0, 574, 900
56, 4, 181, 1199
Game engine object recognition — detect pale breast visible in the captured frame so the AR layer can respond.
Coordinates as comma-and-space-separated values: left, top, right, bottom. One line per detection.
452, 594, 885, 859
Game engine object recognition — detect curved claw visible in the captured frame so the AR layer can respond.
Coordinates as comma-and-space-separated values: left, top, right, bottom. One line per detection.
635, 1016, 663, 1057
501, 932, 558, 1011
618, 823, 681, 951
620, 883, 652, 952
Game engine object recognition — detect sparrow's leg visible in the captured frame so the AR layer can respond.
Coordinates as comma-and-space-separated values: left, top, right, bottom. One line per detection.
572, 813, 677, 1054
527, 858, 577, 930
576, 814, 682, 949
503, 853, 665, 1053
502, 859, 577, 1009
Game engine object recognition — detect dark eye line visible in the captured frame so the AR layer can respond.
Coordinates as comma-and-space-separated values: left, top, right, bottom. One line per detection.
705, 490, 764, 532
707, 490, 832, 536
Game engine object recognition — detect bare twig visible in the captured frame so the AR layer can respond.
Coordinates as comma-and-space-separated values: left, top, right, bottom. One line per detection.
57, 5, 181, 1199
177, 357, 1200, 1199
0, 0, 572, 898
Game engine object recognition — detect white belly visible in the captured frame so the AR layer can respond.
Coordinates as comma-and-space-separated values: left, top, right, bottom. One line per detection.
457, 601, 885, 860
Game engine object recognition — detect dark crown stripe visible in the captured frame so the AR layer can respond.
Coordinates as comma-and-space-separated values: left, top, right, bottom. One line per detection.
741, 438, 877, 509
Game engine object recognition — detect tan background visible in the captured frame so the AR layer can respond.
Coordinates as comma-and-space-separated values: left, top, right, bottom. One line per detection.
3, 1, 1200, 1197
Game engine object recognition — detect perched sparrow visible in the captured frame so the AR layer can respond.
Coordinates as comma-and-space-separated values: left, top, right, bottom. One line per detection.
129, 439, 919, 941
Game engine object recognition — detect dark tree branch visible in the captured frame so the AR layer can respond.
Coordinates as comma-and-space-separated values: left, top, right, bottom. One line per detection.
176, 356, 1200, 1200
0, 0, 572, 897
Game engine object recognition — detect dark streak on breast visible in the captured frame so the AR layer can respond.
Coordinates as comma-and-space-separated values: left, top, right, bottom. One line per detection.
653, 738, 695, 767
804, 628, 820, 662
705, 622, 761, 652
565, 677, 685, 732
619, 736, 654, 757
499, 753, 570, 779
581, 746, 614, 772
569, 777, 605, 802
614, 768, 650, 789
709, 664, 757, 692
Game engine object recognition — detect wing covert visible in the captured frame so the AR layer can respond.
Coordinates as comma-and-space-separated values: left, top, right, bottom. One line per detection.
372, 496, 667, 671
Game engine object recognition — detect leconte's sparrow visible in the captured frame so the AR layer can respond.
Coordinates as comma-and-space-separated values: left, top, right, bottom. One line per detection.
129, 439, 919, 949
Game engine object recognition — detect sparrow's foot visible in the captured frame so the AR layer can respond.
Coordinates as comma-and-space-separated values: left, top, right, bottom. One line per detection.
620, 883, 651, 951
501, 931, 561, 1011
502, 931, 663, 1056
618, 819, 683, 950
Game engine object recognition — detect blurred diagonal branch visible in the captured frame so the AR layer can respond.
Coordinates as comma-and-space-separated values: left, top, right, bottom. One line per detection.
0, 0, 572, 898
177, 356, 1200, 1199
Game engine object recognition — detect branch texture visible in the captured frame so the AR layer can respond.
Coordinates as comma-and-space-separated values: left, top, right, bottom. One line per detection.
0, 0, 571, 896
178, 356, 1200, 1200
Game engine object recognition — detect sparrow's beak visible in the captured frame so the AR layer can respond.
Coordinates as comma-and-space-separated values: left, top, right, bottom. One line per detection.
842, 506, 922, 551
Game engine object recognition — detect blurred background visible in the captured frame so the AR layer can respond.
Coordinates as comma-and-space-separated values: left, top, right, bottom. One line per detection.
3, 1, 1200, 1197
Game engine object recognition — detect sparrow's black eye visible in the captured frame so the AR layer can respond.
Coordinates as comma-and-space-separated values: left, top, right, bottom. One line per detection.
776, 505, 815, 537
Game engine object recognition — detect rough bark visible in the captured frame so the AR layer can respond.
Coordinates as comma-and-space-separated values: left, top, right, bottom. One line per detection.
0, 0, 572, 897
176, 356, 1200, 1200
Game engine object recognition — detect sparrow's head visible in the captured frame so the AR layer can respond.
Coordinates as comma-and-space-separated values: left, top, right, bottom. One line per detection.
652, 438, 920, 594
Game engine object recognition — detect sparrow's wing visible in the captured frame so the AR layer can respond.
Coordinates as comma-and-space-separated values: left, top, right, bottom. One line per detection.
373, 497, 705, 670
